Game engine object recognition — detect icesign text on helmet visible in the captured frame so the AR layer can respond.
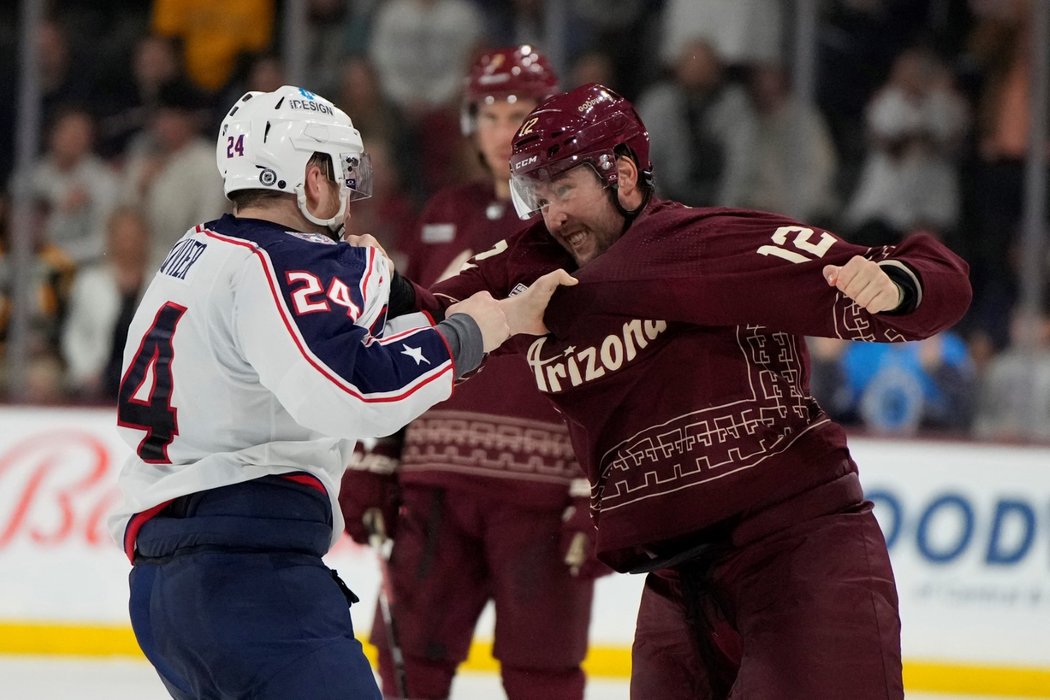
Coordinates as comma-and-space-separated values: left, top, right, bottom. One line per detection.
508, 83, 651, 219
215, 85, 373, 232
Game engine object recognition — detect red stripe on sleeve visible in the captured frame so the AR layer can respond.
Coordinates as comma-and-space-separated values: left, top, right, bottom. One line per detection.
202, 230, 453, 403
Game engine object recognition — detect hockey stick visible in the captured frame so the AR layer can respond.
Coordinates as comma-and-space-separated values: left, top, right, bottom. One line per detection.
363, 507, 409, 700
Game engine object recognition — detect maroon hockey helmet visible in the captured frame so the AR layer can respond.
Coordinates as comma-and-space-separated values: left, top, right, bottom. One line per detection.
508, 83, 652, 218
461, 44, 559, 135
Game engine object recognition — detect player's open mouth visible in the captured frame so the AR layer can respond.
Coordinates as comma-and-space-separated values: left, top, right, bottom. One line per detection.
565, 230, 588, 250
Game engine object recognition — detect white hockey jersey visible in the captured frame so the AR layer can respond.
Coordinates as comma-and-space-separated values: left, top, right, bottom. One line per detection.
108, 214, 456, 552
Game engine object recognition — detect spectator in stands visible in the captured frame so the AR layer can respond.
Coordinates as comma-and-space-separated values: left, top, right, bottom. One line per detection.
814, 0, 948, 208
972, 303, 1050, 443
485, 0, 548, 48
61, 206, 151, 402
299, 0, 355, 97
120, 80, 227, 271
960, 234, 1024, 363
1, 15, 94, 188
844, 47, 971, 248
0, 14, 15, 186
37, 19, 97, 135
567, 0, 665, 99
806, 337, 858, 426
98, 34, 182, 159
0, 195, 77, 395
216, 53, 288, 125
368, 0, 485, 198
636, 36, 757, 207
660, 0, 782, 79
369, 0, 484, 117
232, 54, 287, 98
151, 0, 275, 96
332, 0, 384, 58
569, 49, 617, 91
24, 351, 67, 404
964, 0, 1033, 323
28, 107, 119, 267
245, 54, 286, 93
814, 330, 976, 436
331, 56, 414, 200
740, 62, 839, 223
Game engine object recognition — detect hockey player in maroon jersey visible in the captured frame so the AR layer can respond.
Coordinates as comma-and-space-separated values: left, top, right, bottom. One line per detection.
401, 83, 973, 699
339, 47, 607, 700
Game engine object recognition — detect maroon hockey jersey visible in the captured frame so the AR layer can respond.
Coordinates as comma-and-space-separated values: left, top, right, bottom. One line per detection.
419, 199, 972, 570
398, 181, 583, 508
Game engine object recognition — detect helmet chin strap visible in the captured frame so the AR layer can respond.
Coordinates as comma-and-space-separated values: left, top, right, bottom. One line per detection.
608, 184, 652, 236
297, 184, 350, 238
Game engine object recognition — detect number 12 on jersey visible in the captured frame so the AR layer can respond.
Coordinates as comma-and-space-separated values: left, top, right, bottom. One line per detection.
757, 226, 836, 263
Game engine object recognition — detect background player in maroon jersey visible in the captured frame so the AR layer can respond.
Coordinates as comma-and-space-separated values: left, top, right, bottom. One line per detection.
403, 83, 972, 699
339, 47, 607, 700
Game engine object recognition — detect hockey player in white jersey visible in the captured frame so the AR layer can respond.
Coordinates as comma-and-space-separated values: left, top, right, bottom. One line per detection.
108, 85, 574, 700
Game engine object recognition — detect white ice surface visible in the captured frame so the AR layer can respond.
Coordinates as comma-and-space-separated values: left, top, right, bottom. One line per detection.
0, 656, 1026, 700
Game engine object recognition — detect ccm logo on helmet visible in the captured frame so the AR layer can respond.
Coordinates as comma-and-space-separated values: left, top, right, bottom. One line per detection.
287, 99, 334, 115
512, 155, 538, 170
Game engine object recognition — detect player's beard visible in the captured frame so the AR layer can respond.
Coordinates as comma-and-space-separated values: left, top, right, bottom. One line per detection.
556, 207, 626, 267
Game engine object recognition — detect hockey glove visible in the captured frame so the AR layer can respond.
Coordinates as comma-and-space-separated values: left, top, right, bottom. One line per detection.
339, 435, 402, 545
560, 481, 614, 579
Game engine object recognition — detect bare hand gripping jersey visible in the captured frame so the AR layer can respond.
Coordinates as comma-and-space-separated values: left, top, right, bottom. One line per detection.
398, 182, 580, 507
109, 214, 457, 551
420, 200, 972, 570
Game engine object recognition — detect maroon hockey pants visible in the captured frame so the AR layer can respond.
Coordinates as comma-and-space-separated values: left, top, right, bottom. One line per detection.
371, 486, 595, 699
630, 503, 903, 699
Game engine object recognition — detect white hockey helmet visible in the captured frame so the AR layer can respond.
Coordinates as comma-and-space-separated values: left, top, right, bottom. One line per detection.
216, 85, 373, 231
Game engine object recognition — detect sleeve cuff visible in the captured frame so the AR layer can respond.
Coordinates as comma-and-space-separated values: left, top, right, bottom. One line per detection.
878, 260, 922, 314
436, 313, 485, 377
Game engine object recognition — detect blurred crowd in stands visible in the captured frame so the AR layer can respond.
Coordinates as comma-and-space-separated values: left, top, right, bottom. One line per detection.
0, 0, 1048, 443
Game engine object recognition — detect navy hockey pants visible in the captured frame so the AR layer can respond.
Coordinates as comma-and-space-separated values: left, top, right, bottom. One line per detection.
128, 475, 381, 700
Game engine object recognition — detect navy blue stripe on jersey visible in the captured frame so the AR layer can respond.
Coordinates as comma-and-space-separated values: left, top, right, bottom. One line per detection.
201, 217, 453, 401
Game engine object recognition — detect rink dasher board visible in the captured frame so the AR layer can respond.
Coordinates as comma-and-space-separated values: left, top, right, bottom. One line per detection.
0, 406, 1048, 696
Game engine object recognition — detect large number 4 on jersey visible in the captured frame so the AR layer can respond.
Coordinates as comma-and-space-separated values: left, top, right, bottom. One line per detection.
117, 303, 187, 463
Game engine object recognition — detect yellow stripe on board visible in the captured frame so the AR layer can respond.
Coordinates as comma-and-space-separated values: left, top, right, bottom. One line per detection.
1, 622, 1048, 697
0, 622, 142, 657
905, 660, 1050, 698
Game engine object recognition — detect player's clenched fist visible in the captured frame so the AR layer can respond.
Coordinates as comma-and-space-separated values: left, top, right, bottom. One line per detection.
823, 256, 903, 314
447, 291, 510, 352
343, 233, 394, 270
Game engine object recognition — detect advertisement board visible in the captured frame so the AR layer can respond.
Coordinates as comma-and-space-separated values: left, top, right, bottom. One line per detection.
0, 407, 1047, 695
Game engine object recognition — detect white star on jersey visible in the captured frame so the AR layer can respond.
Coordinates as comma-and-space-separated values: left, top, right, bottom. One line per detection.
401, 344, 430, 365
